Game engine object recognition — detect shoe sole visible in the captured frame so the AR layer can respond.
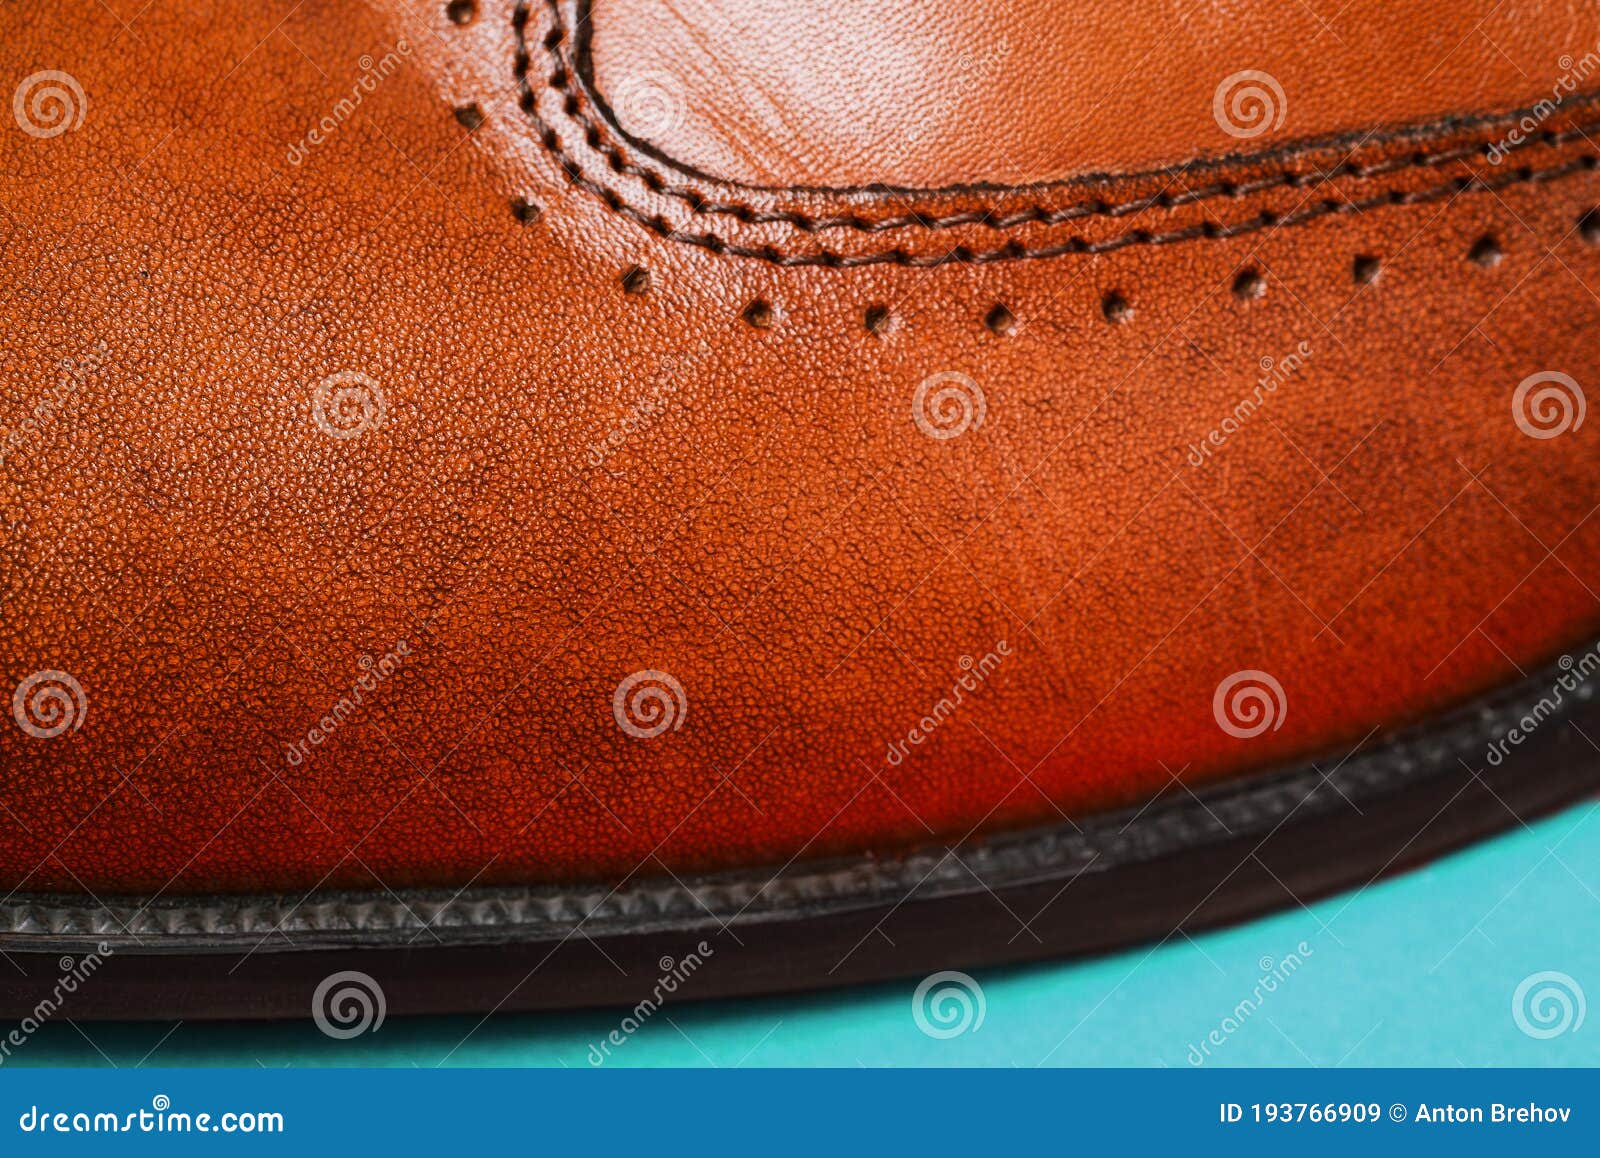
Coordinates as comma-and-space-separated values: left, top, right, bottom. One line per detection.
1, 649, 1595, 1019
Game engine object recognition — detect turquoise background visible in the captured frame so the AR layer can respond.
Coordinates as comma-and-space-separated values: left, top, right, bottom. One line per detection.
10, 801, 1598, 1068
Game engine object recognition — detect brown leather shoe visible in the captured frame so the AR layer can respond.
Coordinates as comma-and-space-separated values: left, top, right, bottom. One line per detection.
2, 0, 1598, 1017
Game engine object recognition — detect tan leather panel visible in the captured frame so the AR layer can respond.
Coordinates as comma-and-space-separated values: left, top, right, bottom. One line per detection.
589, 0, 1600, 186
0, 0, 1597, 897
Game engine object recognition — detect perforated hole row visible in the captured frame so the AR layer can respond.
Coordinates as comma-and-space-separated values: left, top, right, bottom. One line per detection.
600, 220, 1570, 334
907, 227, 1553, 335
440, 6, 1598, 337
573, 214, 1600, 334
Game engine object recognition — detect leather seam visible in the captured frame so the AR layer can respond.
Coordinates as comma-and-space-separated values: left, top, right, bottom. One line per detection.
513, 0, 1600, 267
1, 646, 1592, 946
542, 0, 1596, 232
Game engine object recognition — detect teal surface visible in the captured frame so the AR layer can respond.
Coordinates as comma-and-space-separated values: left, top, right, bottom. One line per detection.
9, 801, 1598, 1068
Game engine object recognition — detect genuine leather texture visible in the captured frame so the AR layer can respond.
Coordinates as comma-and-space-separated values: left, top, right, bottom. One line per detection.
1, 0, 1598, 896
588, 0, 1600, 186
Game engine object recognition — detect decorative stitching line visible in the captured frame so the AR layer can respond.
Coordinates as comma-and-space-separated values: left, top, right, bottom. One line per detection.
540, 0, 1600, 233
517, 0, 1600, 265
1, 642, 1591, 947
524, 132, 1599, 268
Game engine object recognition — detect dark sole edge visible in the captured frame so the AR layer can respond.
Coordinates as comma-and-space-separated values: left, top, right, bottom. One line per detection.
1, 658, 1597, 1018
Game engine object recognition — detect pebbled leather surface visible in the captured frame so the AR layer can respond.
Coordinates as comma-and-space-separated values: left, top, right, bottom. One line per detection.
588, 0, 1600, 187
5, 645, 1591, 946
0, 0, 1598, 897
